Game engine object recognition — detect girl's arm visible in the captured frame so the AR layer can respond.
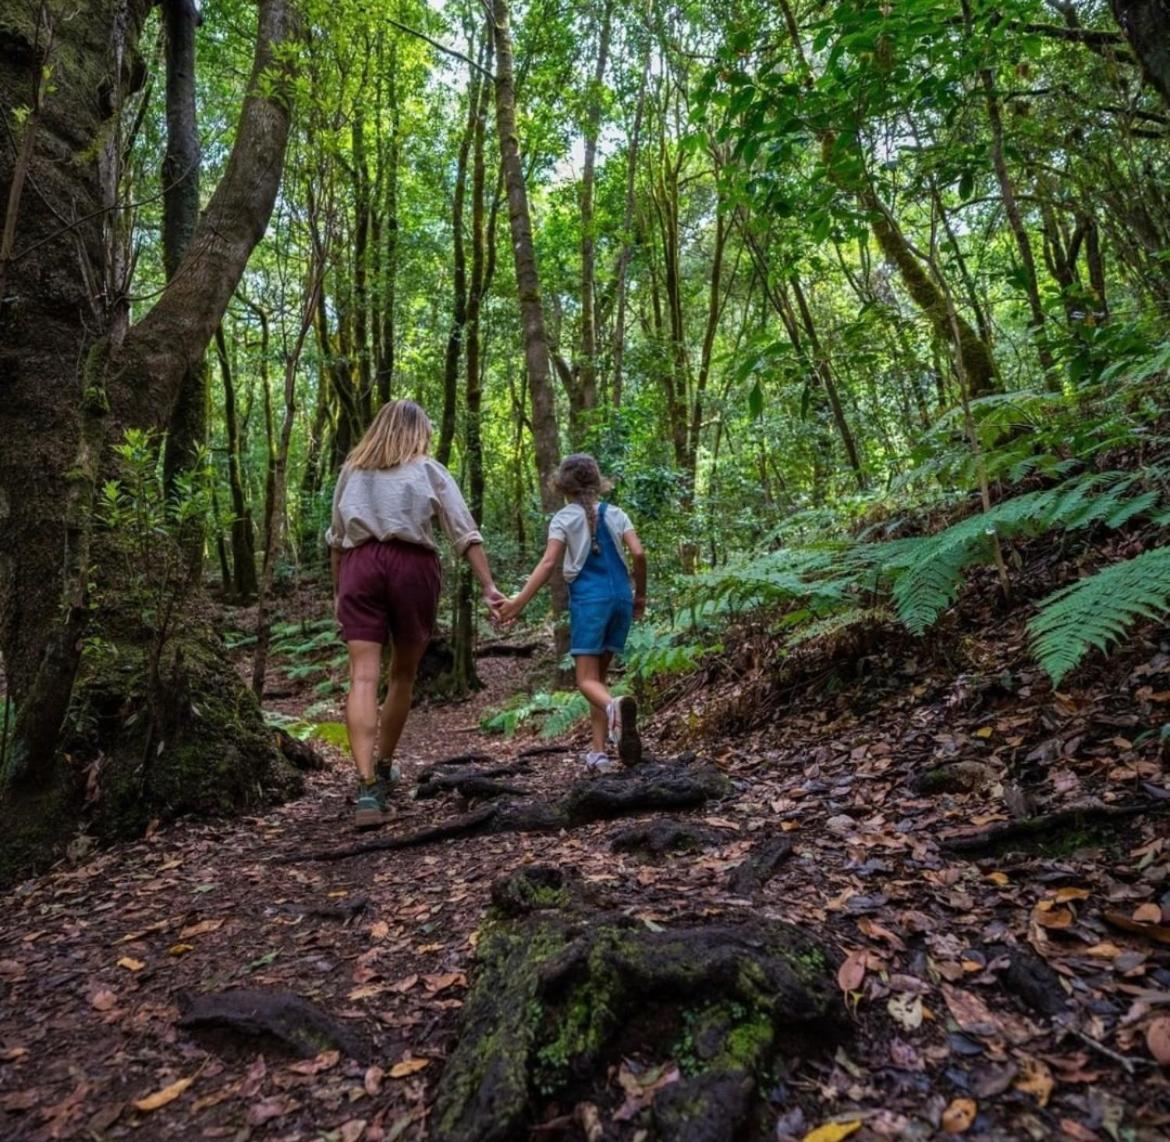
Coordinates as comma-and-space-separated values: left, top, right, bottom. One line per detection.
624, 529, 647, 620
499, 538, 565, 622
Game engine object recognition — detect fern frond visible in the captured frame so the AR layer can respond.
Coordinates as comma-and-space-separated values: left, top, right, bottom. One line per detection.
1029, 546, 1170, 684
879, 471, 1166, 634
784, 606, 892, 651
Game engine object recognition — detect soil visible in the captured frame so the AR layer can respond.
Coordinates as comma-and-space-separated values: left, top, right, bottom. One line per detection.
2, 567, 1170, 1140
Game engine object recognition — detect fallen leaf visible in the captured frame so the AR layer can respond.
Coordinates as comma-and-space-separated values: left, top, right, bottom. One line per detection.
1054, 887, 1091, 902
388, 974, 419, 993
133, 1075, 194, 1113
0, 1090, 39, 1112
1104, 911, 1170, 944
1146, 1016, 1170, 1066
422, 972, 466, 993
1032, 901, 1074, 929
1134, 903, 1163, 924
370, 921, 390, 940
287, 1051, 339, 1076
1013, 1054, 1054, 1107
363, 1065, 384, 1096
803, 1121, 861, 1142
90, 989, 117, 1012
837, 949, 868, 993
247, 1096, 295, 1126
388, 1058, 429, 1078
339, 1120, 367, 1142
168, 943, 194, 956
888, 992, 924, 1031
179, 918, 224, 939
942, 1097, 976, 1133
0, 1047, 28, 1063
117, 956, 145, 972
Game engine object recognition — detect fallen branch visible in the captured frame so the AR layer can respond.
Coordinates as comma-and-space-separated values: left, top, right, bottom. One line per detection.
941, 801, 1168, 856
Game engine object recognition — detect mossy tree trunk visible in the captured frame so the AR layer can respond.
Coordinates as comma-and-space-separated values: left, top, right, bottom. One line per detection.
0, 0, 301, 883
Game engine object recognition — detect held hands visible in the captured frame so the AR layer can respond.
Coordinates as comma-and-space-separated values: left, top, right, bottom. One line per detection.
494, 595, 523, 626
483, 584, 508, 626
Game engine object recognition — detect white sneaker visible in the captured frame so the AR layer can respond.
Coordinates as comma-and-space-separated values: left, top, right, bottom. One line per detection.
584, 750, 615, 774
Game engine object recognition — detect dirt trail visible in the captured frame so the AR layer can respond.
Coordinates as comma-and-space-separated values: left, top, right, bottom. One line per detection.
3, 622, 1170, 1140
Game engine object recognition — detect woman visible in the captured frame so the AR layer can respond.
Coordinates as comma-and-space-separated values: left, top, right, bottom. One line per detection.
326, 400, 505, 828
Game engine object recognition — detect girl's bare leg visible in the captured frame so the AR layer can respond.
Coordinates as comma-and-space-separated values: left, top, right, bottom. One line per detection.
575, 652, 613, 753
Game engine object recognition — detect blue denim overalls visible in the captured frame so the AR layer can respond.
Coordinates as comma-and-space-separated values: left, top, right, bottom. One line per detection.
567, 502, 634, 656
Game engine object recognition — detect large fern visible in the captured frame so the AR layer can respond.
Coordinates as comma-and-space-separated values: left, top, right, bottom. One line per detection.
1029, 546, 1170, 684
879, 471, 1164, 635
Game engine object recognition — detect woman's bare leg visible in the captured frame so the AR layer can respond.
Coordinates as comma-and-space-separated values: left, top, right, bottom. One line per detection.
376, 640, 430, 763
346, 640, 384, 782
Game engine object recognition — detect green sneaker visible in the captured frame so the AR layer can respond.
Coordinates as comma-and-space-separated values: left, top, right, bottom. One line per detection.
354, 781, 385, 830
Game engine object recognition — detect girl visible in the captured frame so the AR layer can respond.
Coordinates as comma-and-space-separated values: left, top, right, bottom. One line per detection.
326, 400, 505, 828
498, 454, 647, 771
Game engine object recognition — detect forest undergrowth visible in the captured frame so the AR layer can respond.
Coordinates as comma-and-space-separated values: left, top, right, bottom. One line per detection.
2, 505, 1170, 1141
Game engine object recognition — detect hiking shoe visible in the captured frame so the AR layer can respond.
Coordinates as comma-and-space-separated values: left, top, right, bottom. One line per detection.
616, 696, 642, 766
584, 750, 616, 774
375, 757, 402, 801
354, 783, 385, 830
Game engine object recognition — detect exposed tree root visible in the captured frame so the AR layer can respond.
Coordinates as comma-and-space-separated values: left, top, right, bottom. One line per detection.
274, 728, 327, 771
177, 988, 370, 1063
431, 866, 843, 1142
941, 800, 1169, 856
290, 763, 732, 863
610, 819, 719, 858
415, 761, 531, 800
727, 836, 794, 898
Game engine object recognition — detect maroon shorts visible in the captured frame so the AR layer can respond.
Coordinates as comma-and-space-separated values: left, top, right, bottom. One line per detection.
337, 539, 442, 647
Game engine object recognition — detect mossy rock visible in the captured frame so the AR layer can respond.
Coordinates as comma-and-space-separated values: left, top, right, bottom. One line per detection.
432, 871, 843, 1142
0, 611, 300, 885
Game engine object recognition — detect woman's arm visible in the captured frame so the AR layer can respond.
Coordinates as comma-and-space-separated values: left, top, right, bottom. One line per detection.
624, 529, 647, 620
465, 543, 506, 610
499, 538, 565, 621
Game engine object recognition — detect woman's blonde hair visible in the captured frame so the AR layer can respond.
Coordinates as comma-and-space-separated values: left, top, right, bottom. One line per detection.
346, 400, 433, 470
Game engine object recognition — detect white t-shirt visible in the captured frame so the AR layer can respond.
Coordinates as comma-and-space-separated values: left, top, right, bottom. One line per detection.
548, 502, 634, 582
325, 457, 483, 554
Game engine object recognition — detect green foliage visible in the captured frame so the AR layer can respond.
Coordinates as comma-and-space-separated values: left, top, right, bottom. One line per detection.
1029, 547, 1170, 685
480, 691, 591, 738
681, 466, 1170, 681
880, 471, 1165, 635
264, 710, 350, 749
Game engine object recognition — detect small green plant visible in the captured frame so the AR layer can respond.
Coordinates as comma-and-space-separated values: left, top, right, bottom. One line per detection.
90, 429, 215, 777
480, 690, 591, 738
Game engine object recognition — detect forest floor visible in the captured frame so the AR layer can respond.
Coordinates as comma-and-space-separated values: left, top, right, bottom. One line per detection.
3, 558, 1170, 1141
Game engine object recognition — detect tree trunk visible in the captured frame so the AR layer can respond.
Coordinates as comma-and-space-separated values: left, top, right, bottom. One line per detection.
0, 0, 299, 881
161, 0, 207, 504
491, 0, 558, 513
1112, 0, 1170, 107
975, 54, 1054, 382
439, 53, 481, 468
610, 47, 649, 409
864, 188, 998, 398
577, 0, 612, 429
215, 323, 259, 601
491, 0, 566, 657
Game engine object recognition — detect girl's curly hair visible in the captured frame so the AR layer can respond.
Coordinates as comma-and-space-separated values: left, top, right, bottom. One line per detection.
553, 454, 614, 551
